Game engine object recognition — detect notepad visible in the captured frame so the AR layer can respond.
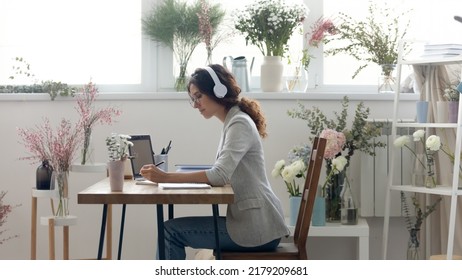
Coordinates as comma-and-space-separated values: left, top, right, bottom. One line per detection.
159, 183, 211, 189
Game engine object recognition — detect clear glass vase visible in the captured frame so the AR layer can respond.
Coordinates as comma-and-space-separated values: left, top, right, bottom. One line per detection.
340, 180, 358, 225
407, 228, 421, 260
378, 64, 396, 94
55, 171, 70, 217
81, 127, 94, 165
425, 152, 437, 188
325, 169, 344, 222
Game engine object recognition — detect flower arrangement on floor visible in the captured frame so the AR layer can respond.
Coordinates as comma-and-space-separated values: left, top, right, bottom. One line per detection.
394, 129, 458, 188
18, 118, 83, 216
76, 80, 121, 165
401, 191, 442, 260
234, 0, 308, 57
272, 144, 311, 196
287, 96, 386, 220
0, 191, 19, 245
324, 1, 411, 79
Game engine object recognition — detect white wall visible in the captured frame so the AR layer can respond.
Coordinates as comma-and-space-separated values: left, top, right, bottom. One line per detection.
0, 93, 417, 260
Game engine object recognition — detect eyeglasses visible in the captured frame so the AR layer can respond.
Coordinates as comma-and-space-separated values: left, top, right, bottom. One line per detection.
189, 93, 203, 107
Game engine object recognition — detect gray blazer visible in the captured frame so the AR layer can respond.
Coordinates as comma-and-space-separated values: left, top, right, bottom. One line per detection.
206, 106, 290, 247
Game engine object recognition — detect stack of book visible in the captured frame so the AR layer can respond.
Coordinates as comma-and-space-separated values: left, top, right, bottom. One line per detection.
421, 43, 462, 58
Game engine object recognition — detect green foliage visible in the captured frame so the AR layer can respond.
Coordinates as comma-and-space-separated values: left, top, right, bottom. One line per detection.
287, 96, 386, 163
401, 191, 442, 232
234, 0, 307, 57
325, 1, 411, 78
142, 0, 225, 90
1, 57, 77, 100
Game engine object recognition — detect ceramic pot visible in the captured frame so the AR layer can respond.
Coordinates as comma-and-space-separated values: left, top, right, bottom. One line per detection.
261, 56, 283, 92
108, 160, 125, 192
289, 195, 302, 226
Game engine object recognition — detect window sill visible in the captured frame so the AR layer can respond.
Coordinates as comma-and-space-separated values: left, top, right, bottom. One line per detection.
0, 91, 419, 102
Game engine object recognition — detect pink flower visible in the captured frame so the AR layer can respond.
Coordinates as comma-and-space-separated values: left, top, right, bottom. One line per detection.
320, 128, 346, 159
308, 17, 337, 47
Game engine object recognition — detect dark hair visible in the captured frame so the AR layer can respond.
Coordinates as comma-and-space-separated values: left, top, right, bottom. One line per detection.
188, 64, 268, 138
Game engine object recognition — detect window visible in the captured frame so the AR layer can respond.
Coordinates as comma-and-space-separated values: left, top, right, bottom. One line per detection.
309, 0, 462, 92
0, 0, 145, 92
1, 0, 461, 94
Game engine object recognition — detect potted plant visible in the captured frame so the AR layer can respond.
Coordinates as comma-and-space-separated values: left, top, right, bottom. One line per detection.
324, 2, 411, 92
142, 0, 225, 91
272, 144, 311, 226
106, 133, 133, 192
234, 0, 307, 92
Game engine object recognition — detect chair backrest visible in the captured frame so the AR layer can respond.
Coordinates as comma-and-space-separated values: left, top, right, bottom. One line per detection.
293, 137, 326, 259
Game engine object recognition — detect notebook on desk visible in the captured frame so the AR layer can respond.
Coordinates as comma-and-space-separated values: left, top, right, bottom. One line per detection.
128, 135, 156, 181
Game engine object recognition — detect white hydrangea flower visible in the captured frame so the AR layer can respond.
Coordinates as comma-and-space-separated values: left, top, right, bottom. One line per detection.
413, 130, 425, 141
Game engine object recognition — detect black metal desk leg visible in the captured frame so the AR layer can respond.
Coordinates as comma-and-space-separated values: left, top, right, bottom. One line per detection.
118, 204, 127, 260
156, 204, 165, 260
212, 204, 221, 260
98, 204, 108, 260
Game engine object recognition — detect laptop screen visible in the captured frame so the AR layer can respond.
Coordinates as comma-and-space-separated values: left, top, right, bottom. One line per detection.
128, 135, 155, 180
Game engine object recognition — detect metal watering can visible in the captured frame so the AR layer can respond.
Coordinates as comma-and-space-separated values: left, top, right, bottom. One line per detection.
223, 56, 254, 92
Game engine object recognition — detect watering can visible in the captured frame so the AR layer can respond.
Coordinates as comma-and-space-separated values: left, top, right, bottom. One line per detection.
223, 56, 254, 92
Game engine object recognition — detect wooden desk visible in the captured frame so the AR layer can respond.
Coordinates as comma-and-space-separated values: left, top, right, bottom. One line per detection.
78, 178, 234, 259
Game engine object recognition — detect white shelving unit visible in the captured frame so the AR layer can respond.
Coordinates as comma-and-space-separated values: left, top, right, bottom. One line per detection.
382, 43, 462, 260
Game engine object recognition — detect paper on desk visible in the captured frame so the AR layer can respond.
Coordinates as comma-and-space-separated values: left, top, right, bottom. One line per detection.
159, 183, 211, 189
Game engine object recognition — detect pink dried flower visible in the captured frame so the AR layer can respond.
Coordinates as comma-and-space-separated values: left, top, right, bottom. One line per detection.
320, 128, 346, 159
76, 80, 121, 164
18, 118, 83, 172
0, 191, 19, 245
308, 17, 337, 47
197, 0, 212, 61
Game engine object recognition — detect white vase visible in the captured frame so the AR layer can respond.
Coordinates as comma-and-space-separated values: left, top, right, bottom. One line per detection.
436, 101, 449, 123
261, 56, 283, 92
108, 160, 125, 192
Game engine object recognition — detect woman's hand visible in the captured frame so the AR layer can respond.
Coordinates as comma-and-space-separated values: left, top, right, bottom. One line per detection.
140, 164, 166, 182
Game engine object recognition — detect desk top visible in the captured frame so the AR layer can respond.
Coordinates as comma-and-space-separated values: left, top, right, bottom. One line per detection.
77, 178, 234, 205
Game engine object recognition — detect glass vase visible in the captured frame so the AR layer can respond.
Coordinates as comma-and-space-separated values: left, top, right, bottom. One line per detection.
285, 66, 308, 93
175, 63, 188, 92
340, 179, 358, 225
325, 169, 344, 222
55, 171, 70, 217
411, 154, 426, 187
407, 228, 421, 260
425, 152, 437, 188
378, 64, 396, 93
81, 127, 94, 165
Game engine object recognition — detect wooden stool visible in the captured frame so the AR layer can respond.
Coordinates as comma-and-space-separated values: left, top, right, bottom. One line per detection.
40, 216, 77, 260
31, 188, 58, 260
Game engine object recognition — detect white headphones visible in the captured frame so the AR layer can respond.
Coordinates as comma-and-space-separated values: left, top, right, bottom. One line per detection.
204, 66, 227, 98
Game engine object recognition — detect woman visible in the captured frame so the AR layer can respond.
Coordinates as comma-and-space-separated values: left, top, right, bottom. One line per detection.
140, 64, 289, 260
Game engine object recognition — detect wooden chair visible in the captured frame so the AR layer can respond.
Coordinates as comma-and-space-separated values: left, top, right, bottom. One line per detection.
218, 137, 326, 260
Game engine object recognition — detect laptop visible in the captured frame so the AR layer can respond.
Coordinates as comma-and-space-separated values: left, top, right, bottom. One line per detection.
128, 135, 156, 181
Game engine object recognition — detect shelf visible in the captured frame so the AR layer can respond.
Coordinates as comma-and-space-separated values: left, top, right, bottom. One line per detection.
401, 55, 462, 65
395, 122, 459, 128
390, 185, 462, 196
70, 163, 107, 173
31, 188, 59, 198
40, 215, 78, 227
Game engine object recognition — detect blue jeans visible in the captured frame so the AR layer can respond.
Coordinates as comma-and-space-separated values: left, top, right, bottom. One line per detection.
158, 216, 281, 260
